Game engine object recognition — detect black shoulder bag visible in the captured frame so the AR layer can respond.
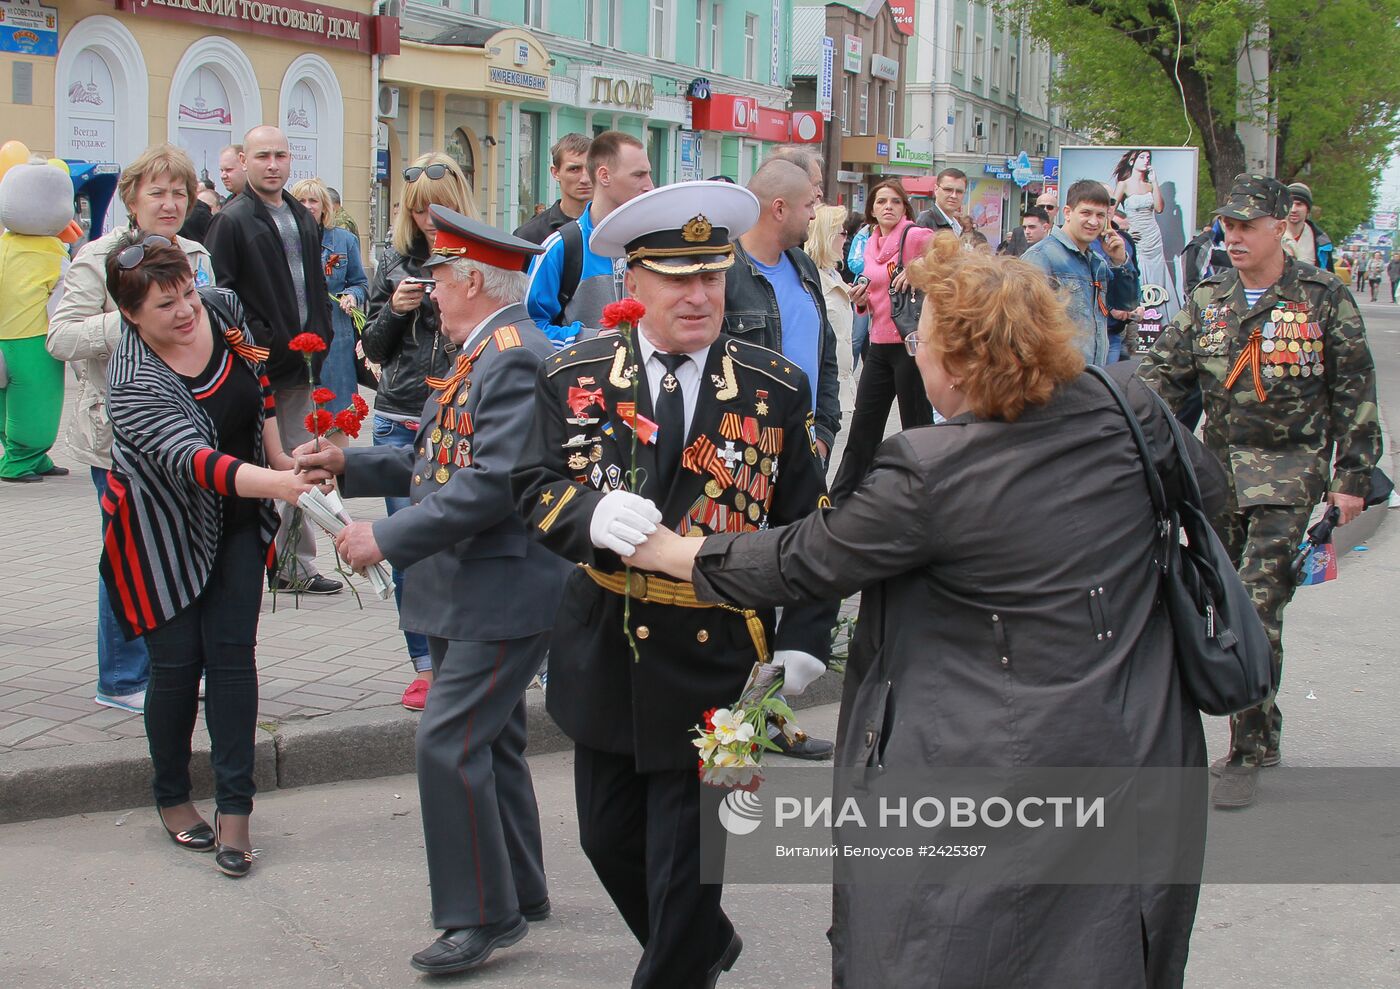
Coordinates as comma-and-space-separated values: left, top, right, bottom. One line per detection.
887, 225, 924, 340
1086, 365, 1275, 716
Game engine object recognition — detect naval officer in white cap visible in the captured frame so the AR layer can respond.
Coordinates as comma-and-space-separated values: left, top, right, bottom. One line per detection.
513, 181, 837, 989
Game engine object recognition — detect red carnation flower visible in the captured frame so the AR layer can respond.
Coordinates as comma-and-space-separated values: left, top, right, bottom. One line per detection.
702, 707, 718, 731
312, 387, 336, 405
333, 408, 362, 439
350, 393, 369, 420
599, 298, 646, 329
288, 332, 328, 354
304, 409, 334, 436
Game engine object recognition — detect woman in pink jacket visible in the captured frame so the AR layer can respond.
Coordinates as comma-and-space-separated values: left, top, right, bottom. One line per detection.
830, 180, 935, 501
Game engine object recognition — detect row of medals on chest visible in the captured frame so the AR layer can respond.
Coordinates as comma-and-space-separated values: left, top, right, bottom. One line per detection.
1205, 303, 1325, 379
422, 381, 473, 484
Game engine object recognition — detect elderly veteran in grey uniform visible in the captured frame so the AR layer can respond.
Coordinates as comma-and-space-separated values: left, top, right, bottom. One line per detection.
513, 182, 836, 989
295, 205, 569, 975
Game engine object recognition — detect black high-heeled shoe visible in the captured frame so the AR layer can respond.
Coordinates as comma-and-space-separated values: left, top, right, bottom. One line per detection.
212, 810, 255, 879
157, 807, 215, 853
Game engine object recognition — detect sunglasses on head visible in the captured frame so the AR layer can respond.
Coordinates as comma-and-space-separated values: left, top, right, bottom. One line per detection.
404, 163, 450, 182
116, 235, 173, 270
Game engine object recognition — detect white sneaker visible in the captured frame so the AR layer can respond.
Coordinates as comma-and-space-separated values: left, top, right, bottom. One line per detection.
96, 690, 146, 713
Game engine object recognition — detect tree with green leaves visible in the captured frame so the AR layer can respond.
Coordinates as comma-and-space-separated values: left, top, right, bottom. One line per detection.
1001, 0, 1400, 236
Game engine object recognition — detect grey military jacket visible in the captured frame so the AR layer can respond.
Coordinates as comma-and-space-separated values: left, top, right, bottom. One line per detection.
341, 302, 569, 641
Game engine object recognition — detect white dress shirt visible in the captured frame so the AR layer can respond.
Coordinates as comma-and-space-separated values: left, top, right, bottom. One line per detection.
637, 329, 710, 438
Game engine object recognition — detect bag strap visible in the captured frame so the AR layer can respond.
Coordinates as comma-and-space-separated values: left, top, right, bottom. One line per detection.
556, 219, 584, 316
895, 223, 913, 267
1084, 365, 1169, 523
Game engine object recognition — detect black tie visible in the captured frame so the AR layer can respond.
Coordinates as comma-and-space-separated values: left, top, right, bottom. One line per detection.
653, 352, 689, 497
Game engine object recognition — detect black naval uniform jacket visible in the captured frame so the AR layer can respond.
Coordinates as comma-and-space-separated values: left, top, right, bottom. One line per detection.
513, 332, 837, 772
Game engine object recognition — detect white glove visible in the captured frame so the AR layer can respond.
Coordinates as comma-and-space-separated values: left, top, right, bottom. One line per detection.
773, 650, 825, 696
589, 490, 662, 557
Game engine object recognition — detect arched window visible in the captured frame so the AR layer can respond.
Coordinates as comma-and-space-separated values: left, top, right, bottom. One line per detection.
175, 67, 235, 185
167, 38, 260, 188
279, 55, 345, 191
450, 128, 478, 191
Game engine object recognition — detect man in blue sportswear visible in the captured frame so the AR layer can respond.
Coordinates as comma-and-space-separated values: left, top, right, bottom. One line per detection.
524, 131, 654, 347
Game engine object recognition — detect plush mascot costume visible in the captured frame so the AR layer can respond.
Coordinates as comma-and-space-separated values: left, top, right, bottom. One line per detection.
0, 141, 83, 482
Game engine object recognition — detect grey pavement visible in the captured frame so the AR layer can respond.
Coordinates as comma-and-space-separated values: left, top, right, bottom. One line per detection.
2, 696, 1399, 988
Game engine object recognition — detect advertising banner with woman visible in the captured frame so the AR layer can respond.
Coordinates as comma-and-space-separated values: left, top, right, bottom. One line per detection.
1058, 146, 1199, 324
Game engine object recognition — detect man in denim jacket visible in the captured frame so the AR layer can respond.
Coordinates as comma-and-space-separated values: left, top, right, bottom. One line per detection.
1024, 179, 1139, 366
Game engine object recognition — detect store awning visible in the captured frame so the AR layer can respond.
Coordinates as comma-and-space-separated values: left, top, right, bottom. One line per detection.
900, 177, 938, 196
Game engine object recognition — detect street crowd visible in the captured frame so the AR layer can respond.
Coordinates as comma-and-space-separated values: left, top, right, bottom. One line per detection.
0, 121, 1383, 988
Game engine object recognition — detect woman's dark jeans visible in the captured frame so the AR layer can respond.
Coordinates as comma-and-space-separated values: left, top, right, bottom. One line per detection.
143, 524, 264, 815
830, 342, 932, 503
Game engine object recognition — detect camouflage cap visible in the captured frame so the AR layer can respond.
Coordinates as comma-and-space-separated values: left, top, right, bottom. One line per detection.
1213, 173, 1292, 222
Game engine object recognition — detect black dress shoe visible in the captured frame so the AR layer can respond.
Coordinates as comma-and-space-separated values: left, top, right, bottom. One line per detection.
213, 811, 255, 878
158, 808, 215, 853
0, 473, 43, 483
409, 916, 529, 975
771, 730, 835, 761
704, 932, 742, 989
39, 465, 70, 477
521, 897, 550, 922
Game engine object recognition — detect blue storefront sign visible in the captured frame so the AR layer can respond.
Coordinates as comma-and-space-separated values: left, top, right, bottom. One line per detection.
1043, 156, 1060, 181
875, 141, 889, 157
0, 0, 58, 56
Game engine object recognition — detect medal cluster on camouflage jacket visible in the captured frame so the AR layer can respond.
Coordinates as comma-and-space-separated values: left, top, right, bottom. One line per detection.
1141, 257, 1380, 508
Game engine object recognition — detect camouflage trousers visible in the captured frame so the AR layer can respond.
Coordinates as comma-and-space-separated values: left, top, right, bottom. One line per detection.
1219, 504, 1313, 763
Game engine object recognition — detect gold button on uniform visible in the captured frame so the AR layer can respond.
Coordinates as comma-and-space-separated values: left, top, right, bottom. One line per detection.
414, 474, 422, 485
636, 625, 650, 640
696, 629, 709, 643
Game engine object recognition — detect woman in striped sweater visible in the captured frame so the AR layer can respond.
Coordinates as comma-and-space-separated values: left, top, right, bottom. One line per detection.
102, 236, 320, 878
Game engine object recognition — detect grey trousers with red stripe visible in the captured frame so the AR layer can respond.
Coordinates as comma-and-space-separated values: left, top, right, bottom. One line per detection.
419, 633, 549, 930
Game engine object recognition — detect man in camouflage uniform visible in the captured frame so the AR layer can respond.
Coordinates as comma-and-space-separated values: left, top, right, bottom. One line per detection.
1140, 174, 1380, 809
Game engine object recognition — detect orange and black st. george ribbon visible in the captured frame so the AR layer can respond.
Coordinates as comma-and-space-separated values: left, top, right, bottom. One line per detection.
1224, 328, 1267, 401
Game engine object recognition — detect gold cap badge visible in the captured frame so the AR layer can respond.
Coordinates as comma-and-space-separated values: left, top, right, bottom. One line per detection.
681, 214, 714, 243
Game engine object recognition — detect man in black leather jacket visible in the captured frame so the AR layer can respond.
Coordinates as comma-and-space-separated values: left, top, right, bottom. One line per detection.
723, 160, 842, 461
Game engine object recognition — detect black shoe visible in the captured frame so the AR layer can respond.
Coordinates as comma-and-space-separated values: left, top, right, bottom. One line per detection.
409, 916, 529, 975
521, 898, 551, 922
268, 573, 343, 594
39, 465, 70, 477
158, 807, 215, 853
0, 473, 43, 483
1211, 758, 1260, 809
770, 730, 835, 761
1210, 748, 1280, 777
704, 932, 742, 989
212, 810, 255, 878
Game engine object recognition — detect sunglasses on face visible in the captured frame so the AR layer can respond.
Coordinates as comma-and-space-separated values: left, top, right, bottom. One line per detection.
116, 235, 173, 270
403, 163, 450, 182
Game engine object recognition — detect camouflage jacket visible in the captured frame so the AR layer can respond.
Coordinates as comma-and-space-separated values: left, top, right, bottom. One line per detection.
1139, 257, 1379, 508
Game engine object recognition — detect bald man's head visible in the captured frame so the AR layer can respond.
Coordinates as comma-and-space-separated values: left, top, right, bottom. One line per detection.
747, 159, 818, 250
241, 126, 291, 204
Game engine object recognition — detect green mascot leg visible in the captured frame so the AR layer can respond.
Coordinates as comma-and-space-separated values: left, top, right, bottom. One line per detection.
0, 335, 65, 479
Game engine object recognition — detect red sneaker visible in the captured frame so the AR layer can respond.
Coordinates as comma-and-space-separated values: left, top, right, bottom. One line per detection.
401, 678, 430, 711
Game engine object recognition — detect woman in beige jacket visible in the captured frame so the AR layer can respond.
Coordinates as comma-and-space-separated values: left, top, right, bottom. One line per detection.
47, 143, 216, 714
807, 204, 856, 415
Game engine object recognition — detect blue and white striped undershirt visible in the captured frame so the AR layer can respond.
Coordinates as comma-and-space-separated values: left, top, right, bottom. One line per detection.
1243, 287, 1266, 309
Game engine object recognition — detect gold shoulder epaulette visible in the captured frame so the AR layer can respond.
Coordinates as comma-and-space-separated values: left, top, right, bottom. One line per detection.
545, 337, 620, 377
724, 338, 800, 391
493, 325, 522, 351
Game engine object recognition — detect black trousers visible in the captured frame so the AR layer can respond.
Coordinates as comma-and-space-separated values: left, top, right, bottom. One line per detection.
143, 524, 264, 815
574, 745, 733, 989
830, 341, 932, 503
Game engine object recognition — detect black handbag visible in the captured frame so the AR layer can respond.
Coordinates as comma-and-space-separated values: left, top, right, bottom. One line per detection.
1087, 366, 1275, 717
887, 224, 924, 340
